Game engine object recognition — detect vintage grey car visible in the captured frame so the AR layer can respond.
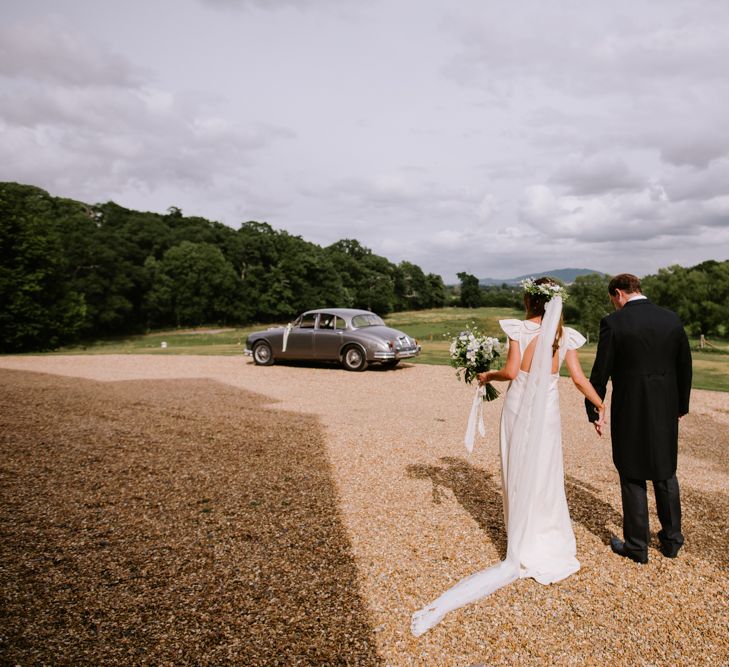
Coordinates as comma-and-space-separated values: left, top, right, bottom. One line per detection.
244, 308, 420, 371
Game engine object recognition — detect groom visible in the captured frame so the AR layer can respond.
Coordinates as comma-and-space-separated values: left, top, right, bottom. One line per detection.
586, 273, 692, 564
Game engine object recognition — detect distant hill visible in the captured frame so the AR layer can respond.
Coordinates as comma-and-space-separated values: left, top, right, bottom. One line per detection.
479, 268, 605, 286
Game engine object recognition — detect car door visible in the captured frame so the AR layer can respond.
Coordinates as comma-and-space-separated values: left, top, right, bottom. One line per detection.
282, 313, 316, 359
313, 313, 345, 360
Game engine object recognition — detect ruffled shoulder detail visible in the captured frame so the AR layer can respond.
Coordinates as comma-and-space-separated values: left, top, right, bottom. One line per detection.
499, 319, 522, 341
563, 326, 587, 350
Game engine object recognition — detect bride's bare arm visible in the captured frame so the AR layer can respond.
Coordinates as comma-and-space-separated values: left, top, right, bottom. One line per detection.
565, 349, 605, 417
478, 340, 520, 384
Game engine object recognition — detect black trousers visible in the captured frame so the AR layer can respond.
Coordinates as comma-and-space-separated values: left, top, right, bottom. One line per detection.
619, 474, 684, 557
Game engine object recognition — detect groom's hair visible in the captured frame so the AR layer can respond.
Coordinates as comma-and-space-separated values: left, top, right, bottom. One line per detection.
608, 273, 641, 295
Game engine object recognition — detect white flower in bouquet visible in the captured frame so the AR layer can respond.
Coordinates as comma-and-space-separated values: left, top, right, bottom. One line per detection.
448, 324, 503, 401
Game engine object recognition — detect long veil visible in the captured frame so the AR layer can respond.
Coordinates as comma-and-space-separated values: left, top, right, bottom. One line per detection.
411, 296, 564, 637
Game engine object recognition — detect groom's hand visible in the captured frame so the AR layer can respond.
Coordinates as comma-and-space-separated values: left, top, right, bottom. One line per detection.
593, 413, 605, 437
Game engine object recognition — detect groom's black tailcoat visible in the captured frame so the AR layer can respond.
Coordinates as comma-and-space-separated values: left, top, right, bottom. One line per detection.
586, 299, 692, 481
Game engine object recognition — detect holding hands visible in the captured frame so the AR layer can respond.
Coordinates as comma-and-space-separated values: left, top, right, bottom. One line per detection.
593, 406, 606, 437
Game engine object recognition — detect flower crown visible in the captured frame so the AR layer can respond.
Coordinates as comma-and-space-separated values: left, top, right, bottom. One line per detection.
520, 278, 569, 301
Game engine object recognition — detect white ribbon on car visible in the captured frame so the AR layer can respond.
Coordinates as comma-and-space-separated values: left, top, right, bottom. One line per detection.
464, 384, 486, 453
282, 323, 293, 352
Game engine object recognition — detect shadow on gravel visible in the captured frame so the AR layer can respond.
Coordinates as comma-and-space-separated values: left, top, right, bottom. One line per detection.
676, 485, 728, 570
407, 457, 508, 558
407, 458, 624, 557
408, 457, 727, 571
0, 369, 380, 666
564, 475, 623, 544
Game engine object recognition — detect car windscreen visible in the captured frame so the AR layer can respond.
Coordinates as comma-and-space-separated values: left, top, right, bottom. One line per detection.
351, 314, 385, 328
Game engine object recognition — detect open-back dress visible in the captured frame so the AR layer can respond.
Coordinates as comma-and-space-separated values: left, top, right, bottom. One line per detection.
412, 297, 586, 637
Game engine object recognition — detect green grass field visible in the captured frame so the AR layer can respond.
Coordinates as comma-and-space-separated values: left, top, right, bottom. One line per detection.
44, 307, 729, 392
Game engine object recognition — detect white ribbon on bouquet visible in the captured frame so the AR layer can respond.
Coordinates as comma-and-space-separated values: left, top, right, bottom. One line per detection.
282, 323, 293, 352
464, 384, 486, 453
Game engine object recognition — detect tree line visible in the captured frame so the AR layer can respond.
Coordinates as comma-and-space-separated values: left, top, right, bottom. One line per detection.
455, 260, 729, 343
0, 183, 448, 352
2, 182, 726, 353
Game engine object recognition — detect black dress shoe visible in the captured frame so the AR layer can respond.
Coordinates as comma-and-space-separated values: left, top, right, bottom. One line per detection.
610, 536, 648, 564
658, 530, 683, 558
659, 542, 681, 558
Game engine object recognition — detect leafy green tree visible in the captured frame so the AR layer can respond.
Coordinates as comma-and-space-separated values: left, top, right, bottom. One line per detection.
568, 273, 611, 341
145, 241, 240, 327
230, 222, 346, 321
481, 284, 522, 308
426, 273, 447, 308
643, 260, 729, 336
276, 237, 346, 316
326, 239, 397, 314
97, 202, 174, 264
395, 261, 433, 310
457, 271, 482, 308
91, 203, 240, 330
55, 204, 141, 335
0, 183, 86, 351
354, 254, 397, 314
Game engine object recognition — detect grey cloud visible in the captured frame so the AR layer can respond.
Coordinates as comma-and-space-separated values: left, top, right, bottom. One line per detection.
658, 133, 729, 169
0, 99, 295, 197
199, 0, 346, 10
318, 173, 482, 213
0, 16, 295, 202
0, 20, 145, 87
662, 159, 729, 202
389, 223, 565, 283
0, 84, 159, 133
518, 182, 728, 246
548, 155, 645, 196
597, 106, 729, 170
443, 2, 729, 96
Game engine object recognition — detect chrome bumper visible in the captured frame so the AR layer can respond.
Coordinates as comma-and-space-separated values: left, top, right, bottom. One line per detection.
244, 348, 253, 356
373, 346, 421, 360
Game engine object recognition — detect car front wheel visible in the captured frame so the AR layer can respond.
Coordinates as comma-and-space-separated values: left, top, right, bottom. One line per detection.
252, 341, 274, 366
341, 345, 368, 372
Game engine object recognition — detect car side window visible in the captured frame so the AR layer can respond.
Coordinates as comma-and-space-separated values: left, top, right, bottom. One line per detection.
299, 314, 317, 329
318, 313, 341, 330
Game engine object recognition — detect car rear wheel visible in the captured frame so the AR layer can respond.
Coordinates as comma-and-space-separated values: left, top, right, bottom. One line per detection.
341, 345, 368, 372
252, 341, 274, 366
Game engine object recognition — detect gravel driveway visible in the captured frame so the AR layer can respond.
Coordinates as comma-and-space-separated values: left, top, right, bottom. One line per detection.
1, 355, 727, 665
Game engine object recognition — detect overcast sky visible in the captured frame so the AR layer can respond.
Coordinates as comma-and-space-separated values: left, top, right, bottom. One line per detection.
2, 0, 728, 282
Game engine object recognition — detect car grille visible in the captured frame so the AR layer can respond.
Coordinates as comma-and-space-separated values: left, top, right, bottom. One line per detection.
396, 335, 415, 350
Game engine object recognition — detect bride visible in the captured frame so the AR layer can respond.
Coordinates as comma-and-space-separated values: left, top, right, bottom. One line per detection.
412, 277, 606, 637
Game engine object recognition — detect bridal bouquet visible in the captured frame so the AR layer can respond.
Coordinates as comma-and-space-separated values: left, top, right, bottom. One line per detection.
449, 326, 502, 401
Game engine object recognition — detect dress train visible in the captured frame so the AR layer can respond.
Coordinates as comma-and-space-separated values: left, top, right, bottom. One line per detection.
411, 296, 582, 636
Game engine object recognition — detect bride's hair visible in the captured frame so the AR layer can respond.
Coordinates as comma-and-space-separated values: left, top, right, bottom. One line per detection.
524, 277, 564, 353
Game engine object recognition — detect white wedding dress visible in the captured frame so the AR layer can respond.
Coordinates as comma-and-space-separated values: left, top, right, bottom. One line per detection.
412, 297, 586, 636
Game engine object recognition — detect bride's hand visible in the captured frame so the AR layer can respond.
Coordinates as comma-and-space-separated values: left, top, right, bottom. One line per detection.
593, 404, 606, 437
478, 371, 491, 385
